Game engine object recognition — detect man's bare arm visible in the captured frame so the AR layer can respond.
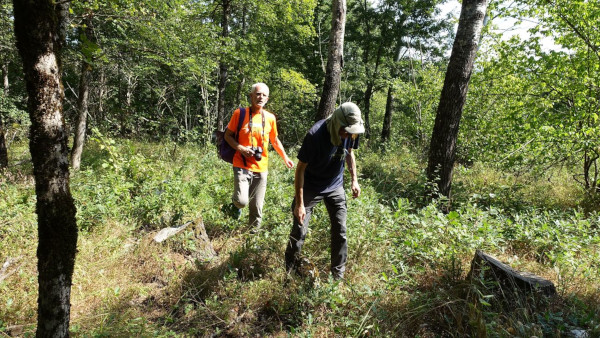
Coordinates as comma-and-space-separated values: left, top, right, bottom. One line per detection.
271, 135, 294, 168
294, 161, 308, 222
345, 148, 361, 198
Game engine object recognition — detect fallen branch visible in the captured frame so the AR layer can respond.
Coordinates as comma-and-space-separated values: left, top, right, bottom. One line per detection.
153, 220, 193, 243
0, 256, 23, 283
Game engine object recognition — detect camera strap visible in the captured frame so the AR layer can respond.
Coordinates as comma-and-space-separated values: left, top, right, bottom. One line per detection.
238, 107, 248, 167
248, 107, 266, 152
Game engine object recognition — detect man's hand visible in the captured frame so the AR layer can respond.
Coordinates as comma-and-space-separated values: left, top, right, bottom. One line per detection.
351, 180, 361, 198
238, 145, 255, 158
294, 202, 306, 223
283, 156, 294, 169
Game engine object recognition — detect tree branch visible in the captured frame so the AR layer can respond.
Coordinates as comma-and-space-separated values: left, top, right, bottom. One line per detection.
556, 11, 600, 62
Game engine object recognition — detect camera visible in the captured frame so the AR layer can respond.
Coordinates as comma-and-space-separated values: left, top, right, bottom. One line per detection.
252, 146, 263, 161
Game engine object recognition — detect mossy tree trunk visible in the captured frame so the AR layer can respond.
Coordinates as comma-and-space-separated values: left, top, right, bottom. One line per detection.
12, 0, 78, 336
0, 62, 8, 168
426, 0, 488, 202
0, 115, 7, 169
316, 0, 346, 121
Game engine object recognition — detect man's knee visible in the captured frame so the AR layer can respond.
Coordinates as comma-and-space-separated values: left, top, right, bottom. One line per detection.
233, 197, 248, 209
333, 231, 347, 243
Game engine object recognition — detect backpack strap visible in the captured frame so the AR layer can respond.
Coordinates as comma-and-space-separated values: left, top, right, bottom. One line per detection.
236, 107, 246, 137
237, 107, 247, 167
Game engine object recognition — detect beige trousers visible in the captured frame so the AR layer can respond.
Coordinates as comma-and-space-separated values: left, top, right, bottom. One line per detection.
232, 167, 268, 227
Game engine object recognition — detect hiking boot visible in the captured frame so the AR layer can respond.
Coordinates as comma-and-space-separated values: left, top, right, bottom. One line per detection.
249, 224, 263, 234
286, 257, 318, 279
285, 254, 302, 276
332, 273, 344, 281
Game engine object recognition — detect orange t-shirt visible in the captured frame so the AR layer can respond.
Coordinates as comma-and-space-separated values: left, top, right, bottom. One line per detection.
227, 107, 279, 172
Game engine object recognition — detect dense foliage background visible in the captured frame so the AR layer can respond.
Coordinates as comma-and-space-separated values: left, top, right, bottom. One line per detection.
2, 0, 599, 187
1, 0, 599, 336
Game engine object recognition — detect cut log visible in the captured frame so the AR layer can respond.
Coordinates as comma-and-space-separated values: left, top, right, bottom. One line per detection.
153, 220, 193, 243
468, 250, 556, 296
152, 216, 216, 260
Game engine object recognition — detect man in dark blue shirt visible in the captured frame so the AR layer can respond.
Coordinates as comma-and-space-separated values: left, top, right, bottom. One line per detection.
285, 102, 364, 280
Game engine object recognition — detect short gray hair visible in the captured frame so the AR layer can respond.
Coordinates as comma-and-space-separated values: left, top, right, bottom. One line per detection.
250, 82, 269, 95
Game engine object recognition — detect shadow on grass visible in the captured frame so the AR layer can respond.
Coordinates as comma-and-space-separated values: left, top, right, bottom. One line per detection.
156, 237, 317, 336
78, 229, 318, 336
373, 258, 600, 337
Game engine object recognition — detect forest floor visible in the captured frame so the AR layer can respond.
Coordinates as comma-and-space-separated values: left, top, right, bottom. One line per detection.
1, 139, 599, 336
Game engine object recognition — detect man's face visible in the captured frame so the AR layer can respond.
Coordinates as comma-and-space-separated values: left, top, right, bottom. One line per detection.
250, 85, 269, 108
339, 128, 357, 140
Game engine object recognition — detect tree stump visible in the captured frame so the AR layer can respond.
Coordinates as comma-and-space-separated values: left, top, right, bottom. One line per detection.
468, 250, 556, 296
152, 216, 216, 260
193, 216, 216, 259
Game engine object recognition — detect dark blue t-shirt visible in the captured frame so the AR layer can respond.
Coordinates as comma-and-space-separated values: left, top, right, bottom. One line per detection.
297, 119, 360, 193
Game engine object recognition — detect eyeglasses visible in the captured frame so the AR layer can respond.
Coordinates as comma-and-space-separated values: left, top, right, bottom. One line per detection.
341, 130, 358, 140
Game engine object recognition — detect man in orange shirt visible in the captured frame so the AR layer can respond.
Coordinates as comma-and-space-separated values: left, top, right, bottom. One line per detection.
223, 83, 294, 229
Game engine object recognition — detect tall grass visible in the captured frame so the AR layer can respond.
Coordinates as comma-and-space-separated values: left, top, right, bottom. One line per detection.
1, 138, 598, 336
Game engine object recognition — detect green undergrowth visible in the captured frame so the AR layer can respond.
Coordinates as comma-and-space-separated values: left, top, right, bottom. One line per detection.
1, 138, 599, 336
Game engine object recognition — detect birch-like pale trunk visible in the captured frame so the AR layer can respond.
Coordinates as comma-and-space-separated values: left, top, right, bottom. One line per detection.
71, 17, 95, 170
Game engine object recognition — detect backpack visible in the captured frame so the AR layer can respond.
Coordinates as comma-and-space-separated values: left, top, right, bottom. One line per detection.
216, 107, 246, 163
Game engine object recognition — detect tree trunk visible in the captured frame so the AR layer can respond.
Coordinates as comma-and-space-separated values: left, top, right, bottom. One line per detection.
12, 0, 78, 336
118, 64, 124, 134
426, 0, 487, 201
0, 62, 8, 168
71, 17, 95, 170
316, 0, 346, 121
583, 149, 600, 191
410, 58, 424, 146
363, 81, 373, 138
235, 77, 245, 106
2, 62, 7, 90
97, 67, 106, 120
380, 38, 404, 146
361, 38, 383, 139
119, 72, 134, 136
0, 113, 7, 169
216, 0, 230, 131
381, 85, 393, 143
234, 4, 247, 107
